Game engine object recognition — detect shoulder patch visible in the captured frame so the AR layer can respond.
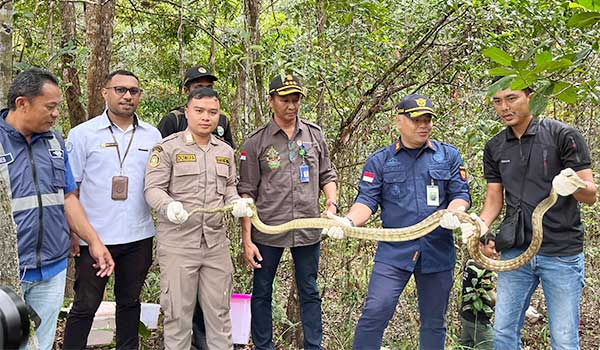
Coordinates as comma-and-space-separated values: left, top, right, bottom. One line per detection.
149, 153, 160, 168
152, 145, 164, 153
459, 166, 467, 181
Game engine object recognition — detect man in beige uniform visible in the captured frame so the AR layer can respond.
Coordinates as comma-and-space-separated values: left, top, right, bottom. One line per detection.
144, 88, 252, 350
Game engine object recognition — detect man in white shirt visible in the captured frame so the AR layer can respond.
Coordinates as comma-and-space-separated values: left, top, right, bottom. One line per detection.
62, 69, 162, 349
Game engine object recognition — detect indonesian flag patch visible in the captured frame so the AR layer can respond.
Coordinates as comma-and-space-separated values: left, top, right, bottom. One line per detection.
240, 151, 247, 161
459, 166, 467, 181
362, 171, 375, 183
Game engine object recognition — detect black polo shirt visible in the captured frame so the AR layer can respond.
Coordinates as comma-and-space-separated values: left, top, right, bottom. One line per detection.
156, 106, 235, 148
483, 118, 591, 256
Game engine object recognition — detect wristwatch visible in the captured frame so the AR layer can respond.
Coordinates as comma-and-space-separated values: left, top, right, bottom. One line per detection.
328, 201, 339, 211
345, 216, 354, 227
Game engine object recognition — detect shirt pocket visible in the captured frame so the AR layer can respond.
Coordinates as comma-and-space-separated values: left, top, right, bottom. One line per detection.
428, 167, 451, 203
382, 168, 406, 200
216, 163, 229, 195
171, 163, 200, 193
51, 157, 66, 188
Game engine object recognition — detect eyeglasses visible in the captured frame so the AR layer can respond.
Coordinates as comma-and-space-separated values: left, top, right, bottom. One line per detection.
106, 86, 142, 96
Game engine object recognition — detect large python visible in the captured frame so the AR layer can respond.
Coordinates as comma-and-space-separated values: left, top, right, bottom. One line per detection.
189, 182, 585, 272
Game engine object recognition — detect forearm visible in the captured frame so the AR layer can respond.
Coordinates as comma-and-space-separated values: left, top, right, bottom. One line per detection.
345, 203, 373, 227
573, 169, 596, 205
573, 181, 597, 205
64, 193, 102, 246
144, 188, 174, 215
479, 184, 504, 227
447, 198, 470, 211
322, 182, 336, 203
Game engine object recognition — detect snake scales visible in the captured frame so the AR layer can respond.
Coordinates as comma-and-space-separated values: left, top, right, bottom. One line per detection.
189, 184, 583, 272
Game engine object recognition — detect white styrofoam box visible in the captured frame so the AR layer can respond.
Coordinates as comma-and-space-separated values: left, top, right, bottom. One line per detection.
140, 303, 161, 329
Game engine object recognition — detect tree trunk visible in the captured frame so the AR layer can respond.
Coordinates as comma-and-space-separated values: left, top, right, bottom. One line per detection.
0, 1, 12, 105
245, 0, 264, 128
85, 0, 115, 119
60, 0, 87, 127
315, 0, 327, 126
0, 178, 22, 294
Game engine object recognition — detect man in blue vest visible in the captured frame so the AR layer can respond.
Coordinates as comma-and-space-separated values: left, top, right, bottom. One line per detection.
0, 68, 114, 350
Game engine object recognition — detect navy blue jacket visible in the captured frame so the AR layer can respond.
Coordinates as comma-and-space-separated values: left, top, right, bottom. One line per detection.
356, 139, 471, 273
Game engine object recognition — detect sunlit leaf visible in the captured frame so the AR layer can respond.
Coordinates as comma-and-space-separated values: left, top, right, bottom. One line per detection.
482, 47, 513, 66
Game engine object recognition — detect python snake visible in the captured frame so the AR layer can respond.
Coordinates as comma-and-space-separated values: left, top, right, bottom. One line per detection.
189, 184, 584, 272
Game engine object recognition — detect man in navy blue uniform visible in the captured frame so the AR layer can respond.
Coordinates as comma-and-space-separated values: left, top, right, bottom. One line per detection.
326, 94, 470, 349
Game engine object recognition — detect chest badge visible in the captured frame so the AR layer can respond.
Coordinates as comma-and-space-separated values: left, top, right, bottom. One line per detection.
49, 149, 64, 159
266, 146, 281, 169
0, 153, 14, 166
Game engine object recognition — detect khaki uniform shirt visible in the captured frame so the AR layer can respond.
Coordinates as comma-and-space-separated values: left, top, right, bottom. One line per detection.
238, 118, 337, 247
144, 131, 239, 248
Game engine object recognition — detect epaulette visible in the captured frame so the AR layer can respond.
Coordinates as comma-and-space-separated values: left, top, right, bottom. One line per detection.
301, 119, 322, 131
246, 123, 269, 139
438, 141, 459, 152
162, 132, 181, 143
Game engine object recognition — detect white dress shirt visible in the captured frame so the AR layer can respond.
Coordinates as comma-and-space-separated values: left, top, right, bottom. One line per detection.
66, 111, 162, 245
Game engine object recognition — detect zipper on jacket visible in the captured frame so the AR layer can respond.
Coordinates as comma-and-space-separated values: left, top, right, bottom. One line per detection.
27, 142, 44, 268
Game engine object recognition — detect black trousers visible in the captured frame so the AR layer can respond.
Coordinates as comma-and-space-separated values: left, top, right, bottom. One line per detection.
191, 302, 208, 350
63, 237, 153, 350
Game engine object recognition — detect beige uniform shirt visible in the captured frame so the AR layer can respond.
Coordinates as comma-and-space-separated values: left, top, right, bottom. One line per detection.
238, 118, 337, 247
144, 131, 239, 248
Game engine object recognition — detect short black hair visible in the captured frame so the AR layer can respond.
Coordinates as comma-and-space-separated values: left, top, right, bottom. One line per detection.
480, 231, 496, 245
491, 76, 533, 95
7, 68, 59, 111
104, 69, 139, 86
186, 87, 221, 106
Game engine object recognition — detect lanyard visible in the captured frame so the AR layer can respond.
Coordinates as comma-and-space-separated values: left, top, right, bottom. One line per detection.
108, 122, 136, 175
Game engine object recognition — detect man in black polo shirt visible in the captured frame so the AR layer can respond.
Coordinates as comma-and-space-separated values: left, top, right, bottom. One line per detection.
464, 81, 596, 349
157, 65, 235, 148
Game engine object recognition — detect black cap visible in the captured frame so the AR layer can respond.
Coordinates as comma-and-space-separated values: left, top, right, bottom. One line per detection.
183, 66, 218, 87
396, 94, 437, 118
268, 74, 306, 96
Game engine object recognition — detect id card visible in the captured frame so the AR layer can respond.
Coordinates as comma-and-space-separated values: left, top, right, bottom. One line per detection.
111, 176, 129, 200
426, 184, 439, 206
299, 164, 310, 183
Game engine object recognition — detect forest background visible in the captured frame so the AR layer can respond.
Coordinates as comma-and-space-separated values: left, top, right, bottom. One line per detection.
1, 0, 600, 349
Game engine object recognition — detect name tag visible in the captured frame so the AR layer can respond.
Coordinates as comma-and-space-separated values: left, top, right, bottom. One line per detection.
300, 164, 310, 183
176, 154, 197, 162
426, 185, 439, 206
216, 156, 230, 165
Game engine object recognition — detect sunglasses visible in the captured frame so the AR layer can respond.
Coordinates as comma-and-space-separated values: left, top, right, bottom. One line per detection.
106, 86, 142, 96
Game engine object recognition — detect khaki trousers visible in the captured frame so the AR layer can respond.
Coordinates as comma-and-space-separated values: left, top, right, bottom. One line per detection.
158, 239, 233, 350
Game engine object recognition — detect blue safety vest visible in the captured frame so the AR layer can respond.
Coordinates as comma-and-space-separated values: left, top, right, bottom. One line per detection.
0, 110, 70, 271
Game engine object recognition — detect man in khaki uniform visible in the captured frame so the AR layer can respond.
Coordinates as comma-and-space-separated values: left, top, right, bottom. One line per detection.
144, 88, 252, 350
